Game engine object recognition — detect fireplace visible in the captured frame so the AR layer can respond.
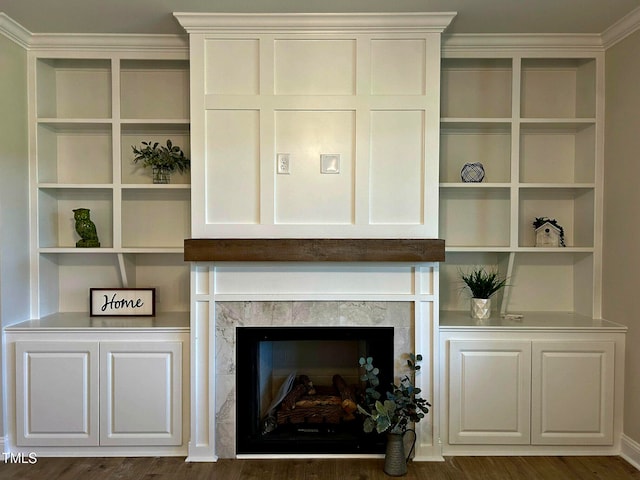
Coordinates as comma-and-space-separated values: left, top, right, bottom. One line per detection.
184, 239, 444, 461
236, 326, 394, 454
178, 8, 451, 460
214, 300, 414, 458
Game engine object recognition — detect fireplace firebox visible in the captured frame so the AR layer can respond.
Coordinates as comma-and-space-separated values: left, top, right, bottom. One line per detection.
236, 326, 395, 455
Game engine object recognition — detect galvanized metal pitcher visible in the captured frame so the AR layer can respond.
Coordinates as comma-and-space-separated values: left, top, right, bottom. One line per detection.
383, 429, 416, 476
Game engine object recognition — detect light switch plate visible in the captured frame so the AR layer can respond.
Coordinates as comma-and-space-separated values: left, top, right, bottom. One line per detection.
320, 154, 340, 174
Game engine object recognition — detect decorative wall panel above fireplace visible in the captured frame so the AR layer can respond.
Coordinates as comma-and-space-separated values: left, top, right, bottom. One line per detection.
176, 12, 455, 239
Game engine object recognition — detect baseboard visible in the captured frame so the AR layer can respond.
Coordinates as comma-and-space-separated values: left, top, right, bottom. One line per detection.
621, 434, 640, 471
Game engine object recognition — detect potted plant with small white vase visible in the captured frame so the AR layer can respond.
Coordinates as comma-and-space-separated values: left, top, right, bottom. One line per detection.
131, 139, 190, 184
460, 266, 508, 320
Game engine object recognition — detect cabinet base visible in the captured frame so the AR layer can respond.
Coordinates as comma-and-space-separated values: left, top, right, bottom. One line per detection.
441, 443, 621, 457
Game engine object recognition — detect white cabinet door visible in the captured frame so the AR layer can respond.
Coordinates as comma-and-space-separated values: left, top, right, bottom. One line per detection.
449, 340, 531, 444
100, 341, 182, 446
15, 341, 99, 446
531, 340, 615, 445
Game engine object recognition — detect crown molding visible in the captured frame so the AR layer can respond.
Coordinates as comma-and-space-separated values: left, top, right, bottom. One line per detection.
0, 13, 188, 53
27, 33, 188, 53
601, 6, 640, 49
442, 33, 604, 55
5, 10, 636, 54
0, 13, 31, 49
174, 12, 457, 34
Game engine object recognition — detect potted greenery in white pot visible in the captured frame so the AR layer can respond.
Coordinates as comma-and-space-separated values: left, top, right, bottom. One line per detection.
357, 353, 430, 476
131, 139, 190, 184
460, 266, 508, 320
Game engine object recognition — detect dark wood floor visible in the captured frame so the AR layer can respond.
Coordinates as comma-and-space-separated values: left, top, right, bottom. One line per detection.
0, 456, 638, 480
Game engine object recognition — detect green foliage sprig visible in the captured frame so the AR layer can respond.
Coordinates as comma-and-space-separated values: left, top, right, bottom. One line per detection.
357, 353, 430, 435
460, 266, 508, 299
131, 139, 190, 174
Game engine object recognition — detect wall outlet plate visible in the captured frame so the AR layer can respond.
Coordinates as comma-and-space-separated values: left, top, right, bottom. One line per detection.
320, 154, 340, 174
277, 153, 290, 174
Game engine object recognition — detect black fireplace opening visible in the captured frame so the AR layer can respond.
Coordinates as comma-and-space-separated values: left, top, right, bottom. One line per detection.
236, 326, 395, 455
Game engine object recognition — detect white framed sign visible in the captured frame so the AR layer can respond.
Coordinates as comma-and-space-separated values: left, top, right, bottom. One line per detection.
90, 288, 156, 316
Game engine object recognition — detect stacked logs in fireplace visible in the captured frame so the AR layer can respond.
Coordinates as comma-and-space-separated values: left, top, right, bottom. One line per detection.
277, 374, 358, 425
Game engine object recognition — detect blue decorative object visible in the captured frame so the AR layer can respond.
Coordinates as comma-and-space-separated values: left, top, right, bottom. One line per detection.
461, 162, 485, 182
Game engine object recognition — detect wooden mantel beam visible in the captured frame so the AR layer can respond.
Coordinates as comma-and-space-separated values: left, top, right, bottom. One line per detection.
184, 238, 445, 262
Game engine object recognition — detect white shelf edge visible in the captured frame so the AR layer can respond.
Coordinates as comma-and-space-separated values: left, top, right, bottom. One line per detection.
37, 118, 112, 124
440, 183, 511, 188
39, 247, 116, 254
119, 248, 185, 254
440, 117, 512, 125
520, 117, 596, 123
440, 118, 596, 128
439, 310, 627, 332
445, 247, 594, 253
517, 183, 595, 189
38, 183, 191, 190
515, 247, 594, 253
120, 119, 190, 125
38, 119, 191, 126
520, 118, 596, 130
6, 311, 190, 331
120, 184, 191, 190
39, 247, 185, 254
38, 183, 114, 189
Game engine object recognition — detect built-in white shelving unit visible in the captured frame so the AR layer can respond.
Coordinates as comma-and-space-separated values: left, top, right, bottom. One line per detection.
11, 45, 193, 455
439, 51, 603, 319
436, 47, 625, 455
29, 52, 191, 319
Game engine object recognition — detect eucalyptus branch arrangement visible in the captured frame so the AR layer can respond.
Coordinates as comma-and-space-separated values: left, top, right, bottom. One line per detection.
131, 139, 190, 174
357, 353, 430, 435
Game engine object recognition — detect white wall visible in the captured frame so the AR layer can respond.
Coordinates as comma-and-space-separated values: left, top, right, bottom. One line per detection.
0, 33, 29, 438
604, 29, 640, 445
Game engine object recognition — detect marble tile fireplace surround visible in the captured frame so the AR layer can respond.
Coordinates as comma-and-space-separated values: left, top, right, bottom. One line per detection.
221, 301, 408, 458
184, 239, 445, 462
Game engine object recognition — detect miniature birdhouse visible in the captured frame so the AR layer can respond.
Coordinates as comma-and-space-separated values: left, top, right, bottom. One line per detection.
535, 221, 562, 247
